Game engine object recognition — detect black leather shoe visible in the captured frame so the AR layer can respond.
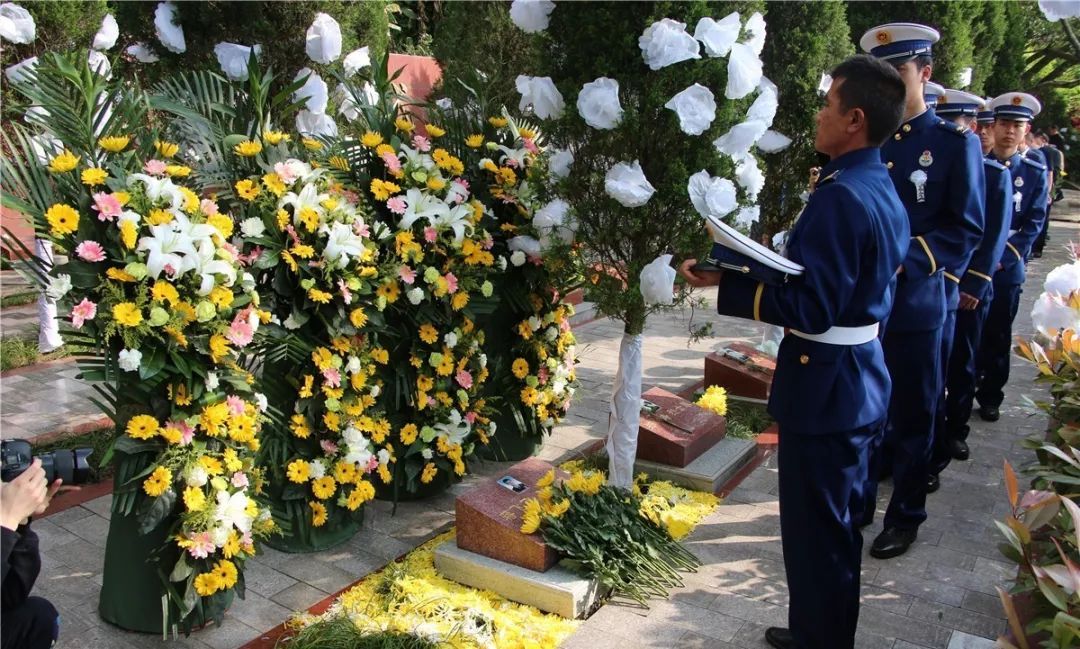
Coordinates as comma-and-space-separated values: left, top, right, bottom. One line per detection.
927, 474, 940, 493
978, 405, 1000, 422
764, 627, 795, 649
870, 527, 918, 559
948, 439, 970, 461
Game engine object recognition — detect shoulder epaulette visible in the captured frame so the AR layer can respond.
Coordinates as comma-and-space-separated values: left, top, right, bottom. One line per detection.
983, 158, 1006, 172
935, 120, 968, 137
1021, 156, 1047, 171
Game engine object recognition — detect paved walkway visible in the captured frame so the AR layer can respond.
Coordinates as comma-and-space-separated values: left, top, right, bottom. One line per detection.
10, 223, 1074, 648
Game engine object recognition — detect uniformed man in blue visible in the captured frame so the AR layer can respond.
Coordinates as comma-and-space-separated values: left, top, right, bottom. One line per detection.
924, 81, 945, 109
976, 102, 996, 155
931, 91, 1012, 486
678, 55, 909, 649
975, 94, 1049, 422
859, 23, 985, 559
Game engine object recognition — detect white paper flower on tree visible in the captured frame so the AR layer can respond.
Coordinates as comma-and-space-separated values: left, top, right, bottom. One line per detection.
92, 14, 118, 50
746, 83, 778, 127
818, 72, 833, 95
87, 50, 111, 78
534, 198, 575, 247
0, 3, 34, 44
726, 43, 763, 100
294, 68, 329, 114
957, 67, 972, 88
154, 2, 186, 54
1039, 0, 1080, 21
688, 170, 738, 219
1044, 260, 1080, 296
1031, 292, 1080, 336
577, 77, 623, 130
510, 0, 555, 33
742, 12, 767, 56
296, 110, 338, 138
343, 47, 370, 76
549, 148, 574, 178
665, 84, 716, 136
714, 120, 768, 158
214, 43, 259, 81
694, 12, 740, 57
306, 12, 342, 64
640, 254, 676, 306
127, 43, 159, 63
4, 56, 35, 84
639, 18, 700, 70
734, 206, 760, 229
757, 130, 792, 153
508, 235, 543, 259
605, 161, 655, 207
516, 75, 565, 119
736, 156, 764, 201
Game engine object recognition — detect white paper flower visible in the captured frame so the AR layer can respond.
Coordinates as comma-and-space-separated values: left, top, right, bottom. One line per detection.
1039, 0, 1080, 21
957, 67, 972, 89
45, 274, 72, 301
640, 254, 676, 306
516, 75, 565, 120
549, 148, 574, 178
435, 97, 453, 110
746, 85, 778, 127
734, 206, 760, 229
239, 217, 265, 238
0, 3, 34, 44
118, 348, 142, 372
742, 12, 767, 56
126, 42, 159, 63
736, 155, 764, 200
1044, 260, 1080, 296
306, 12, 341, 64
87, 51, 111, 78
576, 77, 623, 130
154, 2, 186, 54
818, 72, 833, 95
1031, 293, 1080, 336
688, 170, 738, 219
665, 84, 716, 135
214, 42, 259, 81
639, 18, 700, 70
605, 161, 655, 207
509, 0, 555, 33
205, 371, 219, 390
714, 119, 768, 158
534, 198, 575, 247
343, 46, 370, 76
4, 55, 36, 84
727, 43, 763, 100
294, 68, 328, 114
508, 236, 543, 259
772, 230, 788, 250
694, 12, 740, 57
92, 14, 118, 50
24, 105, 48, 126
757, 130, 792, 153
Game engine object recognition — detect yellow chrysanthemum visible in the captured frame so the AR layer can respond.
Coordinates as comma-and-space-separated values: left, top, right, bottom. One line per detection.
537, 468, 556, 489
263, 130, 290, 145
119, 219, 137, 249
147, 209, 174, 226
155, 140, 179, 158
695, 385, 728, 417
165, 164, 192, 178
519, 498, 542, 534
183, 485, 206, 511
45, 203, 79, 236
194, 572, 221, 597
394, 116, 415, 133
287, 459, 311, 483
308, 288, 332, 304
98, 135, 130, 152
488, 116, 509, 128
112, 302, 142, 327
425, 124, 446, 138
465, 134, 484, 148
233, 140, 262, 157
235, 179, 260, 201
361, 131, 383, 148
312, 476, 337, 500
302, 137, 323, 151
81, 167, 108, 186
309, 501, 328, 527
143, 466, 173, 497
48, 150, 79, 173
262, 172, 286, 196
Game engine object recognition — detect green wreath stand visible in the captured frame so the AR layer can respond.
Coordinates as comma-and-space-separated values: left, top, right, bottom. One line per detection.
374, 459, 456, 503
262, 497, 364, 553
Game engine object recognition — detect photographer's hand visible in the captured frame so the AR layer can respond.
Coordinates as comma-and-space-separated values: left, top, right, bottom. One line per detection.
0, 459, 49, 530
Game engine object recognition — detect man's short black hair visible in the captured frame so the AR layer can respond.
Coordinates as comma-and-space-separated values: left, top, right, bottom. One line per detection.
911, 54, 933, 71
830, 55, 906, 147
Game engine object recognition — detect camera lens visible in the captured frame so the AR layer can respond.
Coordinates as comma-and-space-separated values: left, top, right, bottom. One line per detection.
42, 448, 93, 485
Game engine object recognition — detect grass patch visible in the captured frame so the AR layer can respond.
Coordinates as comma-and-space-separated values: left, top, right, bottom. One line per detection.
1, 291, 37, 308
280, 615, 443, 649
33, 426, 114, 485
0, 336, 41, 371
723, 399, 773, 439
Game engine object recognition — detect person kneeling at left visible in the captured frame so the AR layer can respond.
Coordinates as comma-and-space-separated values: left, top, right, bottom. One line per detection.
2, 459, 63, 649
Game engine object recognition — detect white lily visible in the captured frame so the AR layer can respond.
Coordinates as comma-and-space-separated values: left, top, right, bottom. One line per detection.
398, 145, 435, 171
398, 187, 450, 231
214, 489, 253, 534
129, 173, 185, 212
280, 182, 329, 228
434, 410, 471, 447
191, 237, 237, 295
496, 144, 529, 169
321, 221, 366, 268
432, 202, 475, 244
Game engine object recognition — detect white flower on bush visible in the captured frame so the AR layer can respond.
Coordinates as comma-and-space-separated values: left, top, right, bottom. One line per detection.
296, 110, 338, 138
576, 77, 623, 130
746, 83, 778, 128
1031, 292, 1080, 337
1044, 260, 1080, 296
605, 160, 655, 207
735, 155, 764, 201
639, 18, 700, 70
665, 83, 716, 135
757, 130, 792, 153
126, 43, 159, 63
118, 348, 142, 372
534, 198, 574, 247
742, 12, 767, 56
688, 170, 738, 220
4, 56, 36, 84
45, 273, 71, 300
305, 12, 342, 64
516, 75, 565, 120
714, 119, 768, 158
214, 42, 259, 81
343, 47, 370, 76
549, 148, 574, 178
734, 206, 760, 229
726, 43, 763, 100
509, 0, 555, 33
154, 2, 186, 54
508, 236, 542, 260
294, 68, 329, 114
407, 287, 424, 305
0, 3, 34, 44
640, 254, 676, 306
239, 217, 266, 238
694, 12, 740, 57
92, 14, 118, 51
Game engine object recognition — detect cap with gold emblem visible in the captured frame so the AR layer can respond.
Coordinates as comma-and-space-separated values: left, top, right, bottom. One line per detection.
936, 88, 983, 117
989, 93, 1042, 122
976, 97, 995, 125
923, 81, 945, 107
860, 23, 940, 63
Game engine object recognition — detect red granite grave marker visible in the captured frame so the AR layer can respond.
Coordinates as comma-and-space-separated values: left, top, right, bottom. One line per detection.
455, 457, 568, 572
704, 342, 776, 401
637, 386, 727, 468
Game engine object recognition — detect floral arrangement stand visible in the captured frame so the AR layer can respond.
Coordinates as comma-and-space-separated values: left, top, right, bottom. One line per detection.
704, 342, 776, 401
636, 385, 727, 467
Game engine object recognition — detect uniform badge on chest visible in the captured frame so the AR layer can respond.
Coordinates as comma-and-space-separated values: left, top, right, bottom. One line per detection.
910, 170, 928, 203
1013, 191, 1023, 213
1014, 176, 1024, 188
918, 150, 933, 167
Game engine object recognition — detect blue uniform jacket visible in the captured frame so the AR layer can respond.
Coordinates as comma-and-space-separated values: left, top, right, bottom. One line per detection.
713, 147, 909, 435
959, 158, 1011, 303
880, 108, 985, 331
992, 152, 1049, 285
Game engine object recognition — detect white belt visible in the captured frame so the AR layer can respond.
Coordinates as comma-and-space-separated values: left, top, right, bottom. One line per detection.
789, 323, 879, 346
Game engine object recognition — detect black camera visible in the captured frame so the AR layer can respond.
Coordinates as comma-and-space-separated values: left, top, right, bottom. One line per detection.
0, 439, 92, 485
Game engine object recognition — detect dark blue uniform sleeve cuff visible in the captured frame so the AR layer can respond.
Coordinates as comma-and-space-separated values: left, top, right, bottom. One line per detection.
715, 274, 766, 322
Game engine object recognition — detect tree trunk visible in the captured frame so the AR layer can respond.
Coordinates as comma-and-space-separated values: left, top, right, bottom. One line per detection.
606, 332, 643, 489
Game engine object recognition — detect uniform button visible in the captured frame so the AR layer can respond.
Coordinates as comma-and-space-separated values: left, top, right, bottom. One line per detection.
894, 133, 902, 140
886, 161, 894, 169
902, 124, 911, 132
799, 355, 810, 365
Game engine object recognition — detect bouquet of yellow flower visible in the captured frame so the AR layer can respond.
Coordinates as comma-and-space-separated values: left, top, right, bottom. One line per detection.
509, 299, 579, 432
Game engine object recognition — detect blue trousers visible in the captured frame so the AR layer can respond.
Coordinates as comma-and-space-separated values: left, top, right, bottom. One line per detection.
975, 280, 1022, 410
863, 326, 942, 529
933, 298, 993, 475
931, 306, 958, 456
779, 422, 881, 649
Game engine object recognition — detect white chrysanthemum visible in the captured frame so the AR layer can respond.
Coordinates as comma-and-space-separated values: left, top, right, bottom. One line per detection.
0, 3, 34, 44
343, 46, 370, 76
184, 464, 208, 487
92, 14, 118, 50
293, 68, 329, 114
694, 12, 740, 57
305, 12, 342, 64
509, 0, 555, 33
742, 12, 767, 55
205, 371, 219, 390
1032, 292, 1080, 336
214, 42, 259, 81
516, 75, 565, 120
1044, 260, 1080, 296
605, 160, 655, 208
735, 155, 764, 201
118, 348, 142, 372
126, 42, 159, 63
757, 130, 792, 153
549, 148, 574, 178
576, 77, 623, 130
154, 2, 186, 54
726, 43, 763, 100
688, 170, 738, 219
4, 56, 36, 84
239, 217, 266, 238
714, 120, 768, 158
639, 18, 700, 70
510, 250, 527, 267
640, 254, 676, 306
665, 84, 716, 135
407, 287, 424, 305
